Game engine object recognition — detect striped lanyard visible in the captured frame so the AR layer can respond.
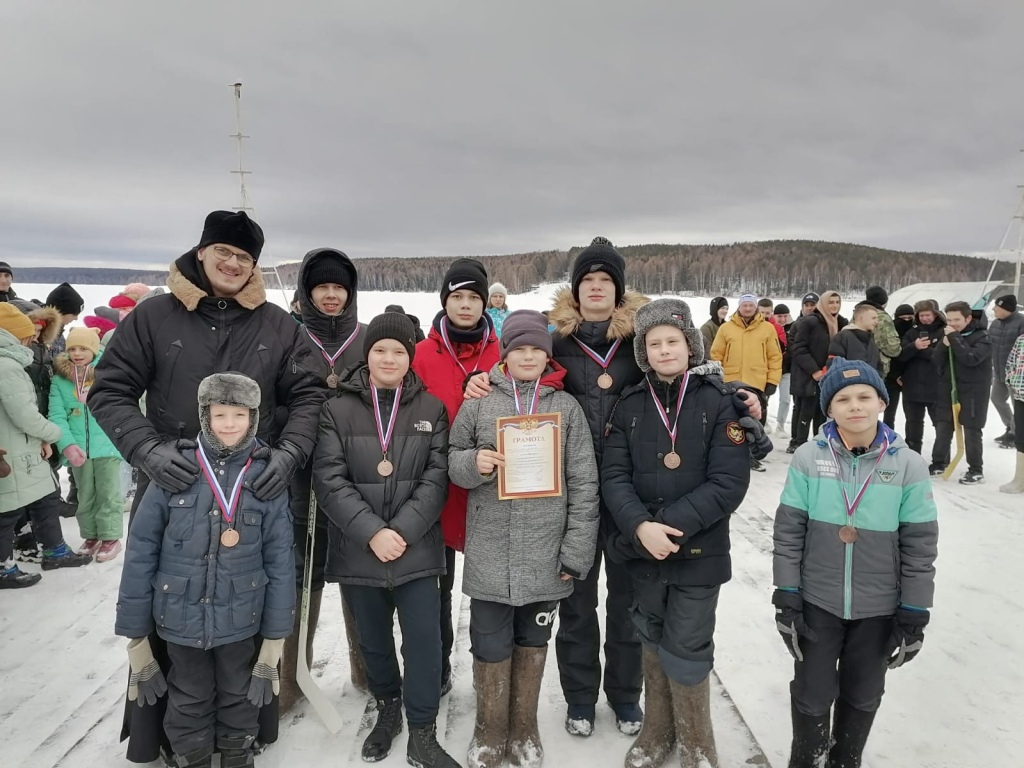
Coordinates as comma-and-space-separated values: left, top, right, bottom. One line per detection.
508, 373, 542, 415
439, 319, 490, 377
827, 439, 890, 522
72, 364, 90, 405
646, 373, 689, 450
571, 336, 621, 372
196, 443, 252, 525
371, 383, 403, 458
305, 326, 359, 371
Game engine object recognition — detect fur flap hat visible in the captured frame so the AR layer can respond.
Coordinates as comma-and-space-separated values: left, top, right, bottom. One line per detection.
197, 210, 264, 262
198, 372, 261, 454
865, 285, 889, 307
65, 326, 101, 357
633, 298, 705, 372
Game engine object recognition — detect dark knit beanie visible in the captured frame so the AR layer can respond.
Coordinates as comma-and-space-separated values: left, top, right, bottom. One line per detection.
571, 237, 626, 305
500, 310, 553, 360
995, 294, 1018, 313
865, 285, 889, 307
633, 298, 705, 371
45, 283, 84, 316
440, 258, 489, 306
819, 357, 889, 414
708, 296, 728, 318
894, 304, 914, 317
363, 312, 418, 361
304, 254, 355, 295
774, 304, 791, 315
197, 210, 264, 262
385, 304, 406, 314
0, 261, 12, 276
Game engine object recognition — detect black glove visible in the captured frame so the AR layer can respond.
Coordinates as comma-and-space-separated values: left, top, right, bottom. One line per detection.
740, 415, 773, 460
764, 383, 777, 397
773, 589, 818, 662
251, 440, 303, 501
139, 439, 200, 493
886, 607, 929, 669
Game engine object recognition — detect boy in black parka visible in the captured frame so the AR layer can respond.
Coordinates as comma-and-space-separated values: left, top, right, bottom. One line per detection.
602, 299, 751, 768
312, 312, 457, 768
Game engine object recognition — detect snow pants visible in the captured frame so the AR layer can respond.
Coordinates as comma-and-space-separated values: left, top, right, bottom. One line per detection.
933, 422, 984, 473
470, 597, 560, 664
73, 457, 123, 540
0, 491, 65, 562
883, 376, 902, 429
775, 372, 791, 426
992, 375, 1015, 431
792, 396, 824, 445
902, 400, 938, 454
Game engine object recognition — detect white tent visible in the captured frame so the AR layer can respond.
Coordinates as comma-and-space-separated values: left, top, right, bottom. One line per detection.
886, 281, 1014, 313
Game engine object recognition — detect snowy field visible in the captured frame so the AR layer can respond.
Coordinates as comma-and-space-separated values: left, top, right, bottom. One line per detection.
2, 280, 1020, 767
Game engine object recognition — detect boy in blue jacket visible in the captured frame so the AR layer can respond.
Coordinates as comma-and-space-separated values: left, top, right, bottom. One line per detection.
773, 358, 938, 768
116, 373, 295, 768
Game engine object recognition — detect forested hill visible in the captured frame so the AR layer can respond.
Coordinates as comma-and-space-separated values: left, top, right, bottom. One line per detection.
15, 240, 1009, 295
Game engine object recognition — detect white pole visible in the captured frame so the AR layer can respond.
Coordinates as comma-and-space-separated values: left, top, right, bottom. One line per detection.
230, 82, 253, 213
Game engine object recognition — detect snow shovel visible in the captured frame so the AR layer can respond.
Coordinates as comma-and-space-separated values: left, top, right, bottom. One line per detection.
941, 349, 964, 481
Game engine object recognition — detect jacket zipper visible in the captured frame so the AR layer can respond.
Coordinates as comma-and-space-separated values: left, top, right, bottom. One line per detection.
843, 455, 858, 620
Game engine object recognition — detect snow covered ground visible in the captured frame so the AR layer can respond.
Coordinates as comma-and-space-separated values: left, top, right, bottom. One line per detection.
2, 281, 1021, 767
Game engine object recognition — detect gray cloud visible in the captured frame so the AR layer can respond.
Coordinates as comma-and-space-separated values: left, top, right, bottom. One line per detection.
3, 0, 1024, 269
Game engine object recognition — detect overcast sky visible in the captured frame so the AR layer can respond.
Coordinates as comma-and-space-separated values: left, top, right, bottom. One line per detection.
3, 1, 1024, 269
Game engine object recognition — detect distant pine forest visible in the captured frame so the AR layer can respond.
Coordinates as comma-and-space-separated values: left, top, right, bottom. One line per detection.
15, 240, 1013, 296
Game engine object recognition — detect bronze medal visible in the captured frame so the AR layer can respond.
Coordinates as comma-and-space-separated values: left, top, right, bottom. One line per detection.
597, 373, 614, 390
838, 525, 859, 544
664, 451, 681, 469
377, 459, 394, 477
221, 528, 240, 548
326, 373, 340, 389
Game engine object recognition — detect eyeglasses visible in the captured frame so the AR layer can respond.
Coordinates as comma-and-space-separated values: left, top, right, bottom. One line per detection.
211, 245, 254, 268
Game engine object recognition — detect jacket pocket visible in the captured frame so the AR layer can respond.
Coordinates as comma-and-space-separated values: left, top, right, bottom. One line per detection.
231, 570, 269, 631
153, 572, 189, 632
239, 511, 263, 547
166, 493, 198, 541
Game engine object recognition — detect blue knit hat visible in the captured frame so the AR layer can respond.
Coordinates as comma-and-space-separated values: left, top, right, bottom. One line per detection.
819, 357, 889, 413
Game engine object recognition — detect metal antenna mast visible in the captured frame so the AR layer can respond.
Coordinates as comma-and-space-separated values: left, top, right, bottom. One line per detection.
985, 148, 1024, 298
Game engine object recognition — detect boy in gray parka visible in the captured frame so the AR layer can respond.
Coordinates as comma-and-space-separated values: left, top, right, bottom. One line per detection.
449, 310, 599, 768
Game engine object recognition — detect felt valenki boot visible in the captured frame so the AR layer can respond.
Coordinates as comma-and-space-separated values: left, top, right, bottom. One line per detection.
787, 698, 830, 768
668, 678, 719, 768
827, 700, 876, 768
507, 646, 547, 768
999, 452, 1024, 494
468, 657, 513, 768
625, 646, 676, 768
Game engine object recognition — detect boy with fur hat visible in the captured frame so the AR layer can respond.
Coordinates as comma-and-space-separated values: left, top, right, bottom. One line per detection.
49, 326, 125, 562
772, 358, 938, 767
116, 372, 295, 768
0, 303, 92, 588
896, 300, 947, 456
602, 298, 752, 768
449, 309, 600, 768
313, 312, 458, 767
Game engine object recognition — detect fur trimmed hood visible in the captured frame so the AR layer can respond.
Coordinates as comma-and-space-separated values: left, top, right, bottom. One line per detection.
27, 305, 62, 346
548, 286, 648, 341
167, 250, 267, 312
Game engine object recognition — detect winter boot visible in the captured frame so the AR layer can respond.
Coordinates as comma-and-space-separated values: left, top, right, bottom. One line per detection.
218, 735, 256, 768
995, 428, 1015, 448
468, 657, 512, 768
362, 695, 404, 762
610, 702, 644, 737
827, 700, 876, 768
40, 543, 91, 570
668, 677, 718, 768
507, 645, 548, 768
0, 562, 42, 589
77, 539, 101, 556
95, 539, 122, 562
564, 704, 595, 737
625, 646, 676, 768
787, 698, 830, 768
279, 586, 322, 715
407, 722, 460, 768
170, 746, 214, 768
1000, 452, 1024, 494
13, 525, 41, 563
341, 585, 369, 691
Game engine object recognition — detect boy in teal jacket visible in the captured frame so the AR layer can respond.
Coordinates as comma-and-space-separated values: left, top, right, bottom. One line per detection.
49, 327, 124, 562
772, 358, 938, 768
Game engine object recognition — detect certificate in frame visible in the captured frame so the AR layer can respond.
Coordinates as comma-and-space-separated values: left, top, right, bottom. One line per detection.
496, 412, 562, 500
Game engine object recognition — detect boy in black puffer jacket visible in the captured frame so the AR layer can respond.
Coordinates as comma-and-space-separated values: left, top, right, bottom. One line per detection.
312, 312, 457, 768
115, 373, 295, 768
602, 298, 751, 768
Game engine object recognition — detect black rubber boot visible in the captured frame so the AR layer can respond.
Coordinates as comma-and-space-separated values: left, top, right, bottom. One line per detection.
407, 722, 461, 768
362, 695, 404, 762
827, 700, 876, 768
218, 735, 256, 767
788, 699, 830, 768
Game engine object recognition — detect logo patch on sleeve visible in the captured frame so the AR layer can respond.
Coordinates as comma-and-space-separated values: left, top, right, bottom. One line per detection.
726, 421, 746, 445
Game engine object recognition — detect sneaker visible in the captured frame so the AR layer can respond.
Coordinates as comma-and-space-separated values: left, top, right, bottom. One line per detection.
407, 722, 459, 768
362, 696, 403, 762
0, 563, 42, 589
995, 429, 1015, 448
750, 457, 766, 473
95, 540, 122, 563
774, 424, 790, 438
565, 704, 595, 737
77, 539, 101, 556
959, 470, 985, 485
41, 543, 92, 570
609, 701, 644, 736
785, 442, 800, 454
928, 463, 946, 477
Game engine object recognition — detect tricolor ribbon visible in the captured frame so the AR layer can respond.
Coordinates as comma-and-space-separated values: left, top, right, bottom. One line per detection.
372, 383, 403, 457
826, 438, 890, 524
509, 375, 542, 416
439, 319, 490, 377
196, 442, 252, 525
305, 326, 359, 371
72, 365, 90, 405
571, 336, 621, 372
646, 372, 690, 447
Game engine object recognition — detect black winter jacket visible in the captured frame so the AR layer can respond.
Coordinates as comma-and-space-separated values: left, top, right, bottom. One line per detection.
934, 321, 993, 428
781, 322, 796, 374
601, 364, 751, 586
887, 316, 916, 382
897, 316, 947, 404
989, 311, 1024, 375
289, 249, 367, 523
312, 366, 449, 589
827, 327, 882, 373
88, 252, 325, 466
790, 311, 849, 398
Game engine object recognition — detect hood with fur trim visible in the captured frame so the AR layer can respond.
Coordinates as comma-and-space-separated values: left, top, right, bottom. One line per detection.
27, 305, 62, 346
548, 286, 648, 341
166, 249, 266, 312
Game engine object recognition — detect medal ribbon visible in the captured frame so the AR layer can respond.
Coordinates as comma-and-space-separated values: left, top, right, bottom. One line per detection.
73, 364, 90, 404
826, 438, 890, 522
439, 319, 490, 377
196, 443, 252, 525
305, 326, 359, 370
571, 337, 622, 372
509, 374, 542, 416
646, 373, 690, 448
372, 383, 403, 457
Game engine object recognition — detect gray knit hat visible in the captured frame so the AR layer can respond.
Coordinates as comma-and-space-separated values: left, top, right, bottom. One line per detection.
633, 298, 705, 372
198, 372, 261, 453
500, 310, 552, 360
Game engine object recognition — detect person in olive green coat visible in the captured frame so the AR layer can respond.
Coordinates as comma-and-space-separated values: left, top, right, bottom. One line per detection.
49, 327, 125, 562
